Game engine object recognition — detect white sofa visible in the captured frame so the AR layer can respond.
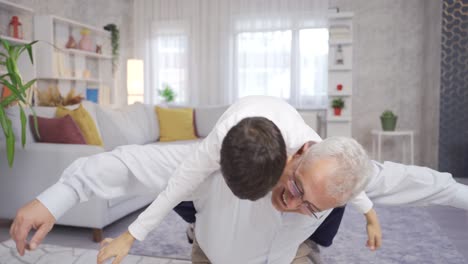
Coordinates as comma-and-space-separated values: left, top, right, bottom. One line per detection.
0, 101, 228, 241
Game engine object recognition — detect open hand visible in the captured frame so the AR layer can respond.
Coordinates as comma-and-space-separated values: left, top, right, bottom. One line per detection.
97, 231, 135, 264
10, 199, 56, 256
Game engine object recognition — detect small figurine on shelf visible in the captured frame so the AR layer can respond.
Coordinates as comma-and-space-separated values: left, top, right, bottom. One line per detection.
78, 28, 93, 51
335, 44, 344, 65
96, 44, 102, 54
9, 16, 23, 39
65, 35, 77, 49
82, 69, 91, 79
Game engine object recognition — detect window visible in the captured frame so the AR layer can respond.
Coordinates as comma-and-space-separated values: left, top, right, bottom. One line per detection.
236, 31, 292, 99
151, 22, 189, 104
235, 28, 328, 109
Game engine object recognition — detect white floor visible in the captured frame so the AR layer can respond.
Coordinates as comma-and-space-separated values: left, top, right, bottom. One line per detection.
0, 207, 191, 263
0, 239, 189, 264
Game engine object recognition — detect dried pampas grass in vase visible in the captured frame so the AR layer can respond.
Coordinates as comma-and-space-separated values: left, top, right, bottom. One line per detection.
37, 86, 62, 106
37, 87, 84, 106
63, 88, 84, 106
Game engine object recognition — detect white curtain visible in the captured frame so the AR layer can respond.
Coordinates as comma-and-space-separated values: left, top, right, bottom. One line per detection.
133, 0, 328, 108
151, 21, 189, 103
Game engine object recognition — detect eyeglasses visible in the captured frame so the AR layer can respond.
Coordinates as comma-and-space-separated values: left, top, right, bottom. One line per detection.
286, 158, 323, 219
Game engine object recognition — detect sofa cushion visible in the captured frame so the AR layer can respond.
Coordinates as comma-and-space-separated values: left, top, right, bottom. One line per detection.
195, 105, 229, 137
56, 104, 103, 146
144, 104, 159, 142
4, 105, 57, 145
95, 107, 128, 150
96, 103, 154, 150
29, 115, 86, 144
155, 106, 198, 142
61, 101, 102, 137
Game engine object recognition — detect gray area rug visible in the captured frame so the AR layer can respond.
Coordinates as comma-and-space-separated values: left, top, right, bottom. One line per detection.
117, 206, 467, 263
106, 211, 192, 259
321, 205, 467, 264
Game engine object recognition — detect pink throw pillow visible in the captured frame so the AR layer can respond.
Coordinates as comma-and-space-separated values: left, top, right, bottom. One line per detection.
29, 115, 87, 144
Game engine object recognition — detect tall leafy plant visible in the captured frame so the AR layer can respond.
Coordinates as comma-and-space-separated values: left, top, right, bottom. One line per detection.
0, 38, 38, 167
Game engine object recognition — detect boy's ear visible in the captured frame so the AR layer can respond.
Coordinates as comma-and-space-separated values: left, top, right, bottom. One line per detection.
294, 141, 316, 157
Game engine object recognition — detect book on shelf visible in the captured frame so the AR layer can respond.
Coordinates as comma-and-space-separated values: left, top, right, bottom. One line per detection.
86, 87, 99, 103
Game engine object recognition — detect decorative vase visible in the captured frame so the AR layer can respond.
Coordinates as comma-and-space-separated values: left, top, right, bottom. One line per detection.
380, 116, 397, 131
333, 108, 342, 116
65, 35, 77, 49
337, 84, 343, 91
78, 29, 93, 51
9, 16, 23, 39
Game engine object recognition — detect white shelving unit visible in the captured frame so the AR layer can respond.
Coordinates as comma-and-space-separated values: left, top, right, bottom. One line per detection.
34, 15, 113, 105
0, 0, 34, 42
327, 12, 354, 137
0, 0, 35, 102
0, 0, 33, 14
0, 35, 31, 44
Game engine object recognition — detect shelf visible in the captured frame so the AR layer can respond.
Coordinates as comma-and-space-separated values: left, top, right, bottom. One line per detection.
37, 77, 101, 83
329, 65, 352, 71
58, 48, 112, 59
52, 16, 109, 36
329, 91, 352, 96
327, 116, 352, 122
329, 39, 353, 46
0, 35, 33, 45
328, 12, 354, 19
0, 0, 34, 14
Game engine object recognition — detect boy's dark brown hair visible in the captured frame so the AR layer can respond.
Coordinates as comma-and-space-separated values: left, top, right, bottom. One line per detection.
220, 117, 287, 200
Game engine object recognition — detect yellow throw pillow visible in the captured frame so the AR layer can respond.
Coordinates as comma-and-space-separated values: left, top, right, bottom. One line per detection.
56, 104, 103, 146
155, 106, 198, 142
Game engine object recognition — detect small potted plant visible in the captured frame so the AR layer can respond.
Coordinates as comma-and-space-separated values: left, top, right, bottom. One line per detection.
380, 110, 398, 131
331, 98, 345, 116
158, 83, 176, 103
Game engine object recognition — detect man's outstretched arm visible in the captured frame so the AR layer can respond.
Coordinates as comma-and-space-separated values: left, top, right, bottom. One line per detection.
365, 161, 468, 210
10, 143, 196, 255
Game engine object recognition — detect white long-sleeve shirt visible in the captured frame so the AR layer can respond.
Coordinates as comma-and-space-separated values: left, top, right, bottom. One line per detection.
37, 142, 468, 263
38, 96, 373, 241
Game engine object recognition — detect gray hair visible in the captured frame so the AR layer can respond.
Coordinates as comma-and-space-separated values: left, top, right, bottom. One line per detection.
301, 137, 373, 206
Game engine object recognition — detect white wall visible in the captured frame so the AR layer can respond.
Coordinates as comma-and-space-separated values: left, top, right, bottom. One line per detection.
329, 0, 441, 168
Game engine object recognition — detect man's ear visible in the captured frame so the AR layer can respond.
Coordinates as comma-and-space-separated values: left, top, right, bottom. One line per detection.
294, 141, 316, 157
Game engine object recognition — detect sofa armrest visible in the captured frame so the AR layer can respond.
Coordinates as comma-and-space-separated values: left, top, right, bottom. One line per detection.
0, 142, 104, 219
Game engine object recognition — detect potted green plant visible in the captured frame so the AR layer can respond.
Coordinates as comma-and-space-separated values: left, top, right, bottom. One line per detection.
331, 98, 345, 116
380, 110, 398, 131
0, 38, 38, 167
158, 83, 176, 103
